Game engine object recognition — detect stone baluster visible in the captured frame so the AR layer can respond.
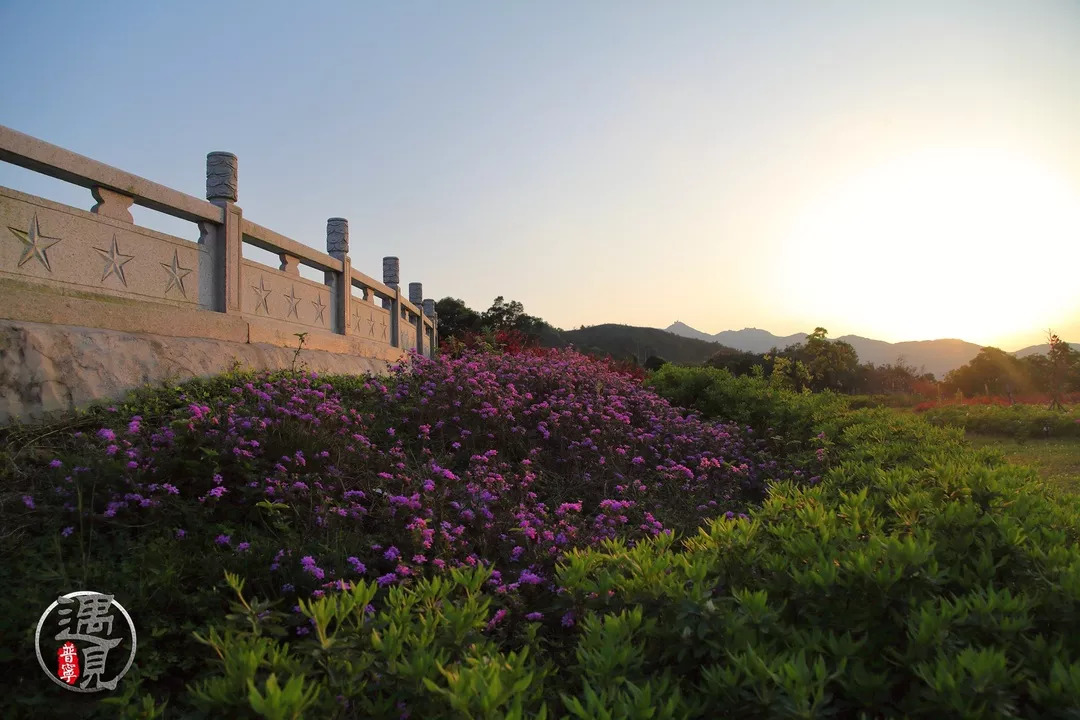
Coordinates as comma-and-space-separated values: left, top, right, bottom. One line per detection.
279, 253, 300, 275
91, 187, 134, 223
204, 152, 242, 313
326, 218, 350, 335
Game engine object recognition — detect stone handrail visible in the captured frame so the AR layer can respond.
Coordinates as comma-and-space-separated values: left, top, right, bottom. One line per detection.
241, 219, 344, 274
0, 125, 223, 225
0, 124, 438, 358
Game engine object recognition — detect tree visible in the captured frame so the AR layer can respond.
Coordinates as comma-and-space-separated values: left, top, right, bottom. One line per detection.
480, 296, 565, 346
434, 297, 483, 341
481, 296, 527, 332
765, 354, 812, 392
643, 355, 668, 372
943, 347, 1031, 397
705, 349, 763, 376
784, 328, 860, 392
1047, 329, 1071, 410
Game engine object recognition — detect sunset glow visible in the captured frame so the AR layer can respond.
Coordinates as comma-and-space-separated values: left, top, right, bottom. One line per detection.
781, 148, 1080, 346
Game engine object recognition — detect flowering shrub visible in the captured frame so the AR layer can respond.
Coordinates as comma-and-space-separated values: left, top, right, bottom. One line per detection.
1, 348, 816, 716
18, 371, 1076, 718
9, 356, 1080, 717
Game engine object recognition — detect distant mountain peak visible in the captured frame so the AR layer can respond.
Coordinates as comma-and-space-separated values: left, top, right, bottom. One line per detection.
662, 322, 997, 378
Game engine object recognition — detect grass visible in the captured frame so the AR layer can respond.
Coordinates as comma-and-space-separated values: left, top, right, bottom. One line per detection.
966, 432, 1080, 493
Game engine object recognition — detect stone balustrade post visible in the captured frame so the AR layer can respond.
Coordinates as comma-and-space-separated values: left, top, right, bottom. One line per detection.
204, 152, 242, 313
410, 283, 425, 355
383, 257, 400, 347
326, 218, 350, 335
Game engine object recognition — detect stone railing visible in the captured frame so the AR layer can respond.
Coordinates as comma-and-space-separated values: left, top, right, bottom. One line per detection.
0, 124, 437, 359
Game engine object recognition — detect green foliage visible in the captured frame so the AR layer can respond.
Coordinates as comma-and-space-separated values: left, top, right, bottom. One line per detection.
434, 297, 484, 341
158, 402, 1080, 717
704, 347, 763, 376
764, 354, 813, 393
185, 566, 553, 719
647, 364, 847, 441
799, 327, 861, 393
919, 403, 1080, 439
6, 361, 1080, 716
945, 347, 1036, 398
643, 355, 668, 372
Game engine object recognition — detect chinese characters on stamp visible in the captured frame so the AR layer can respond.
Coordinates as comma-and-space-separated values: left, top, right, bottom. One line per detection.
35, 591, 137, 693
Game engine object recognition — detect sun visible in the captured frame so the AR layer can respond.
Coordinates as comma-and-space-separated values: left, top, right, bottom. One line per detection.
779, 148, 1080, 345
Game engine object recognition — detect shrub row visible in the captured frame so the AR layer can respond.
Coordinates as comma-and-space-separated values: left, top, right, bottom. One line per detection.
916, 402, 1080, 439
176, 373, 1080, 718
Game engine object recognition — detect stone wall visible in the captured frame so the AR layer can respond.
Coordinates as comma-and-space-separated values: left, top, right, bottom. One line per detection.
0, 319, 391, 423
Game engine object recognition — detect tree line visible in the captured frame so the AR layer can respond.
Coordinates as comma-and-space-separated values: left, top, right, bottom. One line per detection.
435, 296, 1078, 403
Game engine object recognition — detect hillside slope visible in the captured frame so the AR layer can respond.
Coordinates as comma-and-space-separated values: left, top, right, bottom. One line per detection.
561, 324, 739, 365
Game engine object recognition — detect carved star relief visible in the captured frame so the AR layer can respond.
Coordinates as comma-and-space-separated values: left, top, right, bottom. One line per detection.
352, 304, 363, 331
367, 310, 376, 337
161, 249, 192, 297
311, 294, 327, 325
94, 235, 134, 286
8, 213, 62, 271
284, 285, 302, 319
252, 276, 272, 314
380, 314, 388, 340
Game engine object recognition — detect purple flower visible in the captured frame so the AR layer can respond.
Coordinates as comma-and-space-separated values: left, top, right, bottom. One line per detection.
236, 542, 250, 552
518, 570, 544, 585
486, 608, 508, 630
97, 428, 116, 442
61, 526, 74, 537
561, 611, 575, 628
21, 495, 34, 509
376, 572, 397, 587
215, 534, 231, 545
49, 459, 63, 469
300, 555, 325, 580
175, 528, 186, 538
347, 557, 367, 574
526, 612, 544, 621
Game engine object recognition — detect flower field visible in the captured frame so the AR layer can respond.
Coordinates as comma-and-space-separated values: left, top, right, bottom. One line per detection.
3, 352, 1080, 717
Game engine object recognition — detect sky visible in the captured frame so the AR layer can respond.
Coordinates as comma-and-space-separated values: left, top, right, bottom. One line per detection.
1, 0, 1078, 350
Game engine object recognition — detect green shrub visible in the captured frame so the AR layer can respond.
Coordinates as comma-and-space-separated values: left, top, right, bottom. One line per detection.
918, 403, 1080, 439
178, 410, 1080, 718
6, 362, 1080, 717
647, 365, 847, 441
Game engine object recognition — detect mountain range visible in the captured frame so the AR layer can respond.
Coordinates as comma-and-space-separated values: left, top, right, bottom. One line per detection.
664, 322, 1077, 379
